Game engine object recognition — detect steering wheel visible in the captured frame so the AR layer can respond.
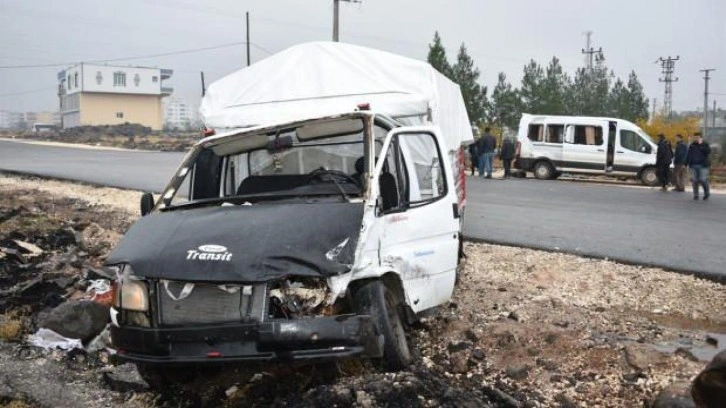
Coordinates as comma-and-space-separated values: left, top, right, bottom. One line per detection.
308, 167, 361, 187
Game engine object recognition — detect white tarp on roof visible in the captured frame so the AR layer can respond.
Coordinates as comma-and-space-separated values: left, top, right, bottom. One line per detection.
200, 41, 473, 150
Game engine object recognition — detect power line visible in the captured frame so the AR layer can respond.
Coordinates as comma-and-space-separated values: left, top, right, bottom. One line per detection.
0, 86, 57, 98
0, 40, 272, 69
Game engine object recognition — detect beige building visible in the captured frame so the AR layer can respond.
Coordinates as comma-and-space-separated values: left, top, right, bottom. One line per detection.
58, 63, 173, 130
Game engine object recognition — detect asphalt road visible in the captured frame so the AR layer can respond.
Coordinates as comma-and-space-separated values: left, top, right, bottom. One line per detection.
1, 139, 724, 280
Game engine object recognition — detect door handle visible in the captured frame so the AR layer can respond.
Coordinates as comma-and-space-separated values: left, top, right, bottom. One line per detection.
596, 149, 604, 152
616, 151, 625, 154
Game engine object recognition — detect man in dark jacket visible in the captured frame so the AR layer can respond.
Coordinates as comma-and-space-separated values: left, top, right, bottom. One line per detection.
672, 134, 688, 192
655, 134, 673, 190
468, 141, 479, 176
686, 133, 711, 200
477, 127, 497, 178
499, 137, 515, 178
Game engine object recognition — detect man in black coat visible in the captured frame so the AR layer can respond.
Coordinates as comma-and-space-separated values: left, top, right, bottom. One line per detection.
468, 141, 479, 176
672, 134, 688, 192
499, 137, 515, 178
655, 134, 673, 190
686, 133, 712, 200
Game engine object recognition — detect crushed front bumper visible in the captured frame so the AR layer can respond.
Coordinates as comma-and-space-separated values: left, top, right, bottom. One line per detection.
110, 314, 384, 364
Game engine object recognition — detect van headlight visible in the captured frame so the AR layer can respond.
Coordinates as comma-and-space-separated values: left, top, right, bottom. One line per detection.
112, 273, 149, 312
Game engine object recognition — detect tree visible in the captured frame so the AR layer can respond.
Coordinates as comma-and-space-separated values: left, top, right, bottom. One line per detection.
607, 78, 631, 119
568, 53, 612, 116
626, 71, 649, 121
540, 57, 568, 115
452, 43, 488, 124
519, 60, 545, 114
638, 115, 699, 145
490, 72, 522, 129
427, 31, 452, 78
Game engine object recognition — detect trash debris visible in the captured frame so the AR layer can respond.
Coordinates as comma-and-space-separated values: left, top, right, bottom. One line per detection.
12, 240, 44, 257
27, 328, 83, 350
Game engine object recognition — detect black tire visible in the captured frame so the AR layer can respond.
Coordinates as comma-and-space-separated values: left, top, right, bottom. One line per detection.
533, 161, 554, 180
354, 280, 412, 371
640, 167, 659, 186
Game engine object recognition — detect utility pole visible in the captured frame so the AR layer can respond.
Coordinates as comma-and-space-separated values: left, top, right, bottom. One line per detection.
714, 100, 719, 127
200, 71, 206, 97
658, 56, 680, 118
652, 98, 657, 120
333, 0, 361, 42
700, 68, 715, 138
581, 31, 602, 70
246, 11, 250, 66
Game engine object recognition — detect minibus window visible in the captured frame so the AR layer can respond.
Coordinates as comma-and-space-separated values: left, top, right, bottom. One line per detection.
572, 125, 603, 146
528, 124, 544, 142
545, 124, 564, 143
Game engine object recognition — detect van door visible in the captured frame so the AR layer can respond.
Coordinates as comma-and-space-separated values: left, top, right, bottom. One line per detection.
613, 128, 655, 174
375, 127, 459, 313
562, 121, 608, 173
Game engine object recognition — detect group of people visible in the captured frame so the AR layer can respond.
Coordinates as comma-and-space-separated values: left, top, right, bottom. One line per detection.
468, 127, 516, 178
655, 132, 712, 200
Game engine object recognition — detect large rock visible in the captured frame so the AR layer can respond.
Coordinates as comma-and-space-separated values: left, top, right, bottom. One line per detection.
39, 301, 110, 342
652, 383, 695, 408
692, 350, 726, 408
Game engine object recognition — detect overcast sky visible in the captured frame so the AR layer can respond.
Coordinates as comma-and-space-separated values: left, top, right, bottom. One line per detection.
1, 0, 724, 116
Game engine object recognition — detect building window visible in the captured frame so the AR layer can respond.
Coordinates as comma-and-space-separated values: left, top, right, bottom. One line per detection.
96, 71, 103, 85
116, 112, 124, 119
113, 72, 126, 87
74, 73, 79, 89
152, 76, 158, 83
67, 75, 72, 88
134, 73, 140, 87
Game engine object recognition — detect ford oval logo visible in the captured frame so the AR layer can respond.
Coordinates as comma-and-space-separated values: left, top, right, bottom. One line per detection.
198, 244, 228, 253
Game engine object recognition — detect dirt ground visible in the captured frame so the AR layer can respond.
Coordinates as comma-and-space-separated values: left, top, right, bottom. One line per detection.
0, 174, 723, 407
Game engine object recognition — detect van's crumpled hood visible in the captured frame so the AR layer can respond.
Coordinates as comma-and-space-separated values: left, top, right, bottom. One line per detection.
105, 203, 363, 282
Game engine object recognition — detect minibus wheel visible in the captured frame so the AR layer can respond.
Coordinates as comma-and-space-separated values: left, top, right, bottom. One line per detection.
354, 280, 412, 370
533, 161, 554, 180
640, 167, 658, 186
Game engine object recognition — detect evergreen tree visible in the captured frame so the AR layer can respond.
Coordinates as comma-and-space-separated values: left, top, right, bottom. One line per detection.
520, 60, 545, 114
427, 31, 452, 78
607, 78, 631, 119
541, 57, 568, 115
568, 53, 612, 116
452, 43, 488, 124
490, 72, 522, 129
626, 71, 649, 121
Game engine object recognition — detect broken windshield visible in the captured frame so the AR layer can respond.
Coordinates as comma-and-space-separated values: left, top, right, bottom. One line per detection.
160, 117, 388, 209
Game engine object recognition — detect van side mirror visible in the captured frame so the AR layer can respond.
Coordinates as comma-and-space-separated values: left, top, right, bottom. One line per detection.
140, 193, 155, 216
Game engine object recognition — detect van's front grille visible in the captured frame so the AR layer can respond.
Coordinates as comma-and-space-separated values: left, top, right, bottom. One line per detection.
158, 281, 266, 325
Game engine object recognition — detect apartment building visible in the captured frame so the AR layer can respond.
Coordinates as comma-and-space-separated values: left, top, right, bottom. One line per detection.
58, 63, 173, 130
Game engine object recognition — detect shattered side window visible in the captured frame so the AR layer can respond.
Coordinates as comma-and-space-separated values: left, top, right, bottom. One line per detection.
397, 133, 445, 204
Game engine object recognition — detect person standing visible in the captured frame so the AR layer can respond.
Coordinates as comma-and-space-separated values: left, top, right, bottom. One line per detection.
655, 134, 673, 190
468, 140, 479, 176
686, 133, 711, 200
499, 136, 515, 178
672, 134, 688, 192
477, 127, 497, 178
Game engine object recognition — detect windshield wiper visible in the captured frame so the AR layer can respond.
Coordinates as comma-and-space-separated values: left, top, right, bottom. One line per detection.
329, 177, 349, 202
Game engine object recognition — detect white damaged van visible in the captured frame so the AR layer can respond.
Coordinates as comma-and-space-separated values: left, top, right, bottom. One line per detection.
514, 114, 660, 185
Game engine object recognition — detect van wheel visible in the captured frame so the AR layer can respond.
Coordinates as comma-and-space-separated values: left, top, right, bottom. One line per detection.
533, 161, 554, 180
640, 167, 658, 186
354, 280, 412, 371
